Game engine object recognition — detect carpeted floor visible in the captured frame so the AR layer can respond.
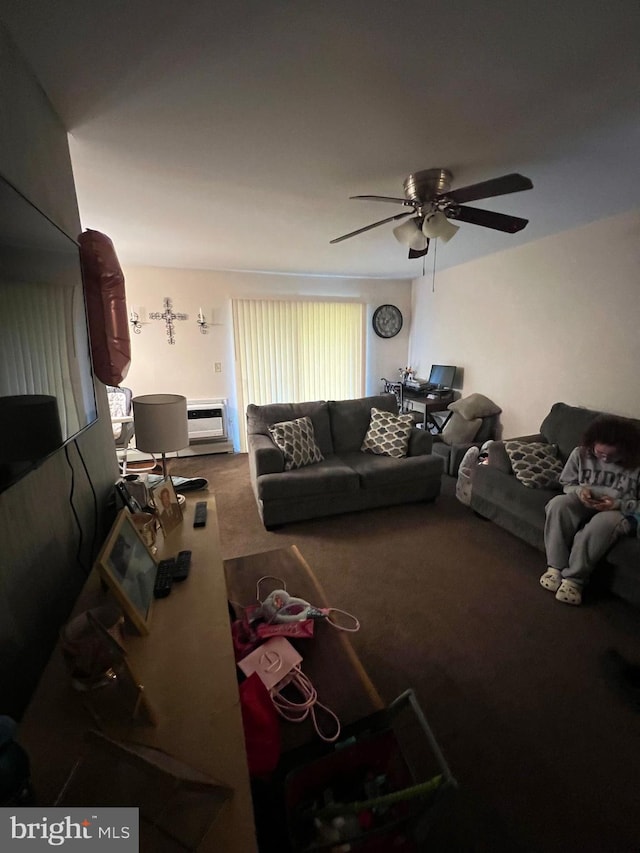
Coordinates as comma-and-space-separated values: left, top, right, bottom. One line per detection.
169, 452, 640, 852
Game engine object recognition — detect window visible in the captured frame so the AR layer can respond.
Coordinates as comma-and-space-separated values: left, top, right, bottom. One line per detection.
232, 299, 365, 450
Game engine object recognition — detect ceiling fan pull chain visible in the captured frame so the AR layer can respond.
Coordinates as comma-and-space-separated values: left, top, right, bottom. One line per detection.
432, 238, 438, 292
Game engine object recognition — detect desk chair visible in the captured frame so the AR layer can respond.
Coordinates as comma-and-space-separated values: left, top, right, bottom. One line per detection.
381, 378, 423, 427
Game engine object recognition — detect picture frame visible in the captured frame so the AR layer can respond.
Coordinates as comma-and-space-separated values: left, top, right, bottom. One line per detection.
114, 479, 144, 514
150, 476, 183, 537
84, 610, 159, 727
95, 507, 158, 635
56, 729, 232, 849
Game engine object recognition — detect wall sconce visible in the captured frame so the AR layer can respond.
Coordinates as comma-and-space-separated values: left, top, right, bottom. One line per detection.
197, 307, 208, 334
129, 309, 142, 334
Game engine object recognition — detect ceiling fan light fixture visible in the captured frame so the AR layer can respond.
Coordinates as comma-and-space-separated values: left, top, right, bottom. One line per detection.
422, 210, 459, 243
393, 217, 428, 251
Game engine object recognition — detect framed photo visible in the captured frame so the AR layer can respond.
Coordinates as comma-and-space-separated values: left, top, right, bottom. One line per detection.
150, 476, 183, 536
114, 479, 144, 514
95, 508, 158, 635
84, 610, 158, 727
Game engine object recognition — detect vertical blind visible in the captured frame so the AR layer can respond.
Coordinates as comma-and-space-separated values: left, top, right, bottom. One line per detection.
2, 281, 90, 439
232, 299, 365, 450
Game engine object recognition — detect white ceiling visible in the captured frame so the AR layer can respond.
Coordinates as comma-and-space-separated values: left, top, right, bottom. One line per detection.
2, 0, 639, 279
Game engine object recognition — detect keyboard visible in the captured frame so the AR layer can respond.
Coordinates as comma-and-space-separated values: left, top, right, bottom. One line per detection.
406, 383, 437, 394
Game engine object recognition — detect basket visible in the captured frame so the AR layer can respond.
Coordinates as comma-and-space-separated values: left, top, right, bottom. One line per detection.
284, 689, 457, 852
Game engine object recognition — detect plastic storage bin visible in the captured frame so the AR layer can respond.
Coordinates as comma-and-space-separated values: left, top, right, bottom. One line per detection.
284, 689, 457, 852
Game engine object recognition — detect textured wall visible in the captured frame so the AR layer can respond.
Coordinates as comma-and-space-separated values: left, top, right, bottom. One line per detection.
119, 265, 412, 448
409, 209, 640, 437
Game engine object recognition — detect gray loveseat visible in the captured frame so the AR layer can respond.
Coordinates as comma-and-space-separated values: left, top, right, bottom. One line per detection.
247, 393, 444, 528
471, 402, 640, 607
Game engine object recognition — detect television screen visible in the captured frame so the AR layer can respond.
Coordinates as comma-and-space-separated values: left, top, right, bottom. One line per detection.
0, 172, 97, 493
428, 364, 456, 388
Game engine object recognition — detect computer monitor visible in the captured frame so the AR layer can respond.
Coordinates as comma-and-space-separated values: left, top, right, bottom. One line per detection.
428, 364, 456, 389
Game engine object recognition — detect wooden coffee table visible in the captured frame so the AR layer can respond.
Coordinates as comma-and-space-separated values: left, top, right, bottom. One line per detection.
224, 545, 384, 751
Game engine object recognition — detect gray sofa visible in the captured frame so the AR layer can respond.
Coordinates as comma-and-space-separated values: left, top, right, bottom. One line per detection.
471, 402, 640, 607
247, 393, 444, 528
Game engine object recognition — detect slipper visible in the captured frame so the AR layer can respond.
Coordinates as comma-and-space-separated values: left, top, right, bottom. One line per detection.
147, 475, 209, 491
555, 579, 582, 606
539, 568, 562, 592
173, 477, 209, 492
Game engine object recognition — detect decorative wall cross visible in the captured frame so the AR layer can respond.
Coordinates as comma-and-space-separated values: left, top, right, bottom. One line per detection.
149, 297, 188, 345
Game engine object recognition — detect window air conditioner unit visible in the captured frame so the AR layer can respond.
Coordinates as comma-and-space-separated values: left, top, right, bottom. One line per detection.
186, 399, 228, 442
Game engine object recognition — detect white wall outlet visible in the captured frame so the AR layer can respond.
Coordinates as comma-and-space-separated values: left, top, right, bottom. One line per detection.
214, 362, 222, 372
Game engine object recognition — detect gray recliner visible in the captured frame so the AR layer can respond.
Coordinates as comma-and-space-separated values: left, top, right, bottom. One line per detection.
431, 413, 500, 476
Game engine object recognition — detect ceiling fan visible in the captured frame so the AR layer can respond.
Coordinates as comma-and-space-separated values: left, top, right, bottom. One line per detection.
330, 168, 533, 258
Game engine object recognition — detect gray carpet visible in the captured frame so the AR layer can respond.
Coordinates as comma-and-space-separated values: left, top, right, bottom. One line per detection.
170, 452, 640, 852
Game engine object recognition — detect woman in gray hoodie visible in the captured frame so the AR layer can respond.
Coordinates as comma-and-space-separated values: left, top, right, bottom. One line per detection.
540, 415, 640, 605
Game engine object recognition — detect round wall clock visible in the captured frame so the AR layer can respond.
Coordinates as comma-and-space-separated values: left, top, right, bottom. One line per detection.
372, 304, 403, 338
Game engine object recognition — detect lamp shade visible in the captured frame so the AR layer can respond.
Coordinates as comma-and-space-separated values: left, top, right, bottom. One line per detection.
132, 394, 189, 453
392, 218, 429, 251
422, 210, 459, 243
0, 395, 62, 462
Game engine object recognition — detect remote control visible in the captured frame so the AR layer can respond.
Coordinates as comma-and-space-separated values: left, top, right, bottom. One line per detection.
173, 550, 192, 582
193, 501, 208, 528
153, 558, 175, 598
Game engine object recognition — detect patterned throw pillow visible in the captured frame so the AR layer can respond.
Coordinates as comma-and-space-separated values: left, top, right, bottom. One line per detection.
504, 440, 564, 489
361, 407, 414, 459
268, 416, 324, 470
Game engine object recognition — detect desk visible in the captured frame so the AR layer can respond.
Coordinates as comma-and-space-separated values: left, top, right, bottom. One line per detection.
18, 494, 257, 853
401, 388, 454, 433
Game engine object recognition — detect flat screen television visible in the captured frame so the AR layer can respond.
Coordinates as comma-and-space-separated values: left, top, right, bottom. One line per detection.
0, 172, 98, 494
428, 364, 456, 389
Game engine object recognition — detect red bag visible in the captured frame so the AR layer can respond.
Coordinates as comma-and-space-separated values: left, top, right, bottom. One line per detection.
238, 673, 281, 777
244, 604, 315, 640
231, 617, 262, 661
231, 608, 314, 663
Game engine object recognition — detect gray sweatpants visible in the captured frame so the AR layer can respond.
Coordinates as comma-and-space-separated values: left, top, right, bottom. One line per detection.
544, 493, 630, 584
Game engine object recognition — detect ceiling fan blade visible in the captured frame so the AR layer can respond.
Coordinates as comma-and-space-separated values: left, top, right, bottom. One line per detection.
330, 211, 412, 244
444, 205, 529, 234
446, 205, 529, 233
350, 195, 414, 206
442, 173, 533, 205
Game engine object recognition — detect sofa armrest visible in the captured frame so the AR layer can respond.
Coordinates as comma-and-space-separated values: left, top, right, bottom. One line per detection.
407, 427, 433, 456
486, 433, 545, 475
247, 433, 285, 478
506, 433, 545, 443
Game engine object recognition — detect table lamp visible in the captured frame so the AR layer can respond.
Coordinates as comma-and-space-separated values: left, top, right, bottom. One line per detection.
132, 394, 189, 477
